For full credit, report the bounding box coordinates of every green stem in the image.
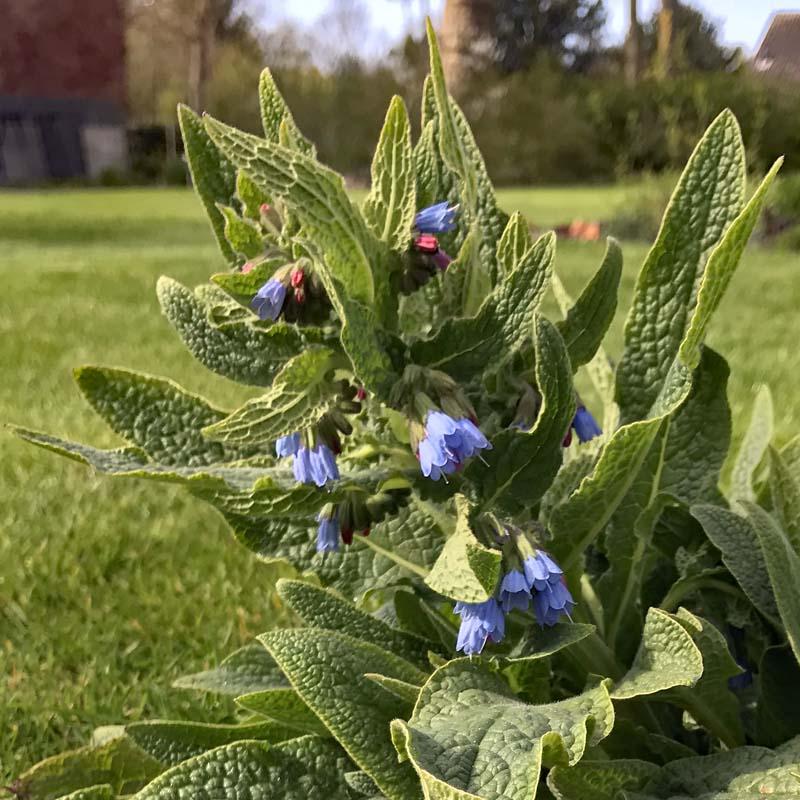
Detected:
[660,577,741,612]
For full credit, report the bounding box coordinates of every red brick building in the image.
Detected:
[0,0,127,183]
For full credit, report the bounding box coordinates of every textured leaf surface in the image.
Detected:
[611,608,702,699]
[495,212,531,275]
[17,735,162,800]
[424,496,502,603]
[548,759,659,800]
[157,276,323,387]
[132,736,352,799]
[392,659,614,800]
[235,687,329,737]
[615,110,746,423]
[53,787,114,800]
[259,67,315,156]
[467,315,574,514]
[363,95,416,251]
[744,501,800,665]
[126,720,295,767]
[260,629,424,800]
[74,366,253,466]
[276,579,433,668]
[178,104,237,263]
[555,238,622,369]
[756,646,800,747]
[202,347,337,445]
[173,642,288,695]
[411,232,554,382]
[729,386,773,504]
[218,204,263,258]
[691,504,779,624]
[769,447,800,552]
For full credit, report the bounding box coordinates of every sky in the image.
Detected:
[267,0,793,56]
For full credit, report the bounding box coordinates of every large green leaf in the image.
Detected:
[260,629,424,800]
[743,501,800,665]
[218,203,263,258]
[467,315,574,514]
[555,238,622,370]
[202,346,338,445]
[172,642,288,696]
[74,366,254,466]
[691,504,780,624]
[204,115,377,308]
[411,232,555,382]
[235,687,329,737]
[156,276,324,387]
[769,447,800,553]
[611,608,702,700]
[177,104,237,263]
[276,579,434,668]
[424,496,502,603]
[258,67,315,156]
[756,646,800,747]
[15,735,162,800]
[548,759,659,800]
[392,658,614,800]
[729,386,773,505]
[125,720,296,767]
[363,95,416,252]
[132,736,352,799]
[616,110,746,423]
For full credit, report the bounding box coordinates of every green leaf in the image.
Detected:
[392,658,614,800]
[126,720,296,767]
[496,211,532,275]
[236,169,270,219]
[555,238,622,369]
[16,735,162,800]
[260,629,424,800]
[756,645,800,747]
[364,673,422,704]
[665,608,745,747]
[346,770,384,798]
[204,116,376,308]
[74,366,253,466]
[467,315,575,514]
[177,104,237,264]
[769,447,800,552]
[615,110,747,423]
[55,787,114,800]
[743,501,800,665]
[424,495,502,603]
[201,346,338,445]
[132,736,352,799]
[157,276,324,387]
[259,67,315,157]
[218,204,263,258]
[363,95,416,251]
[691,504,780,624]
[548,759,659,800]
[210,257,285,297]
[411,232,555,382]
[173,642,288,695]
[276,578,433,669]
[508,623,596,661]
[729,386,773,504]
[611,608,703,700]
[660,348,731,505]
[235,687,329,737]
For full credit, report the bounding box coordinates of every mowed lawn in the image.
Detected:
[1,186,797,781]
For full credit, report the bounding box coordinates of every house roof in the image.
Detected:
[753,12,800,81]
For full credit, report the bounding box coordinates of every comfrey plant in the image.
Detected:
[11,23,800,800]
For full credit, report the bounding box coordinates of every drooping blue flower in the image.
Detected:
[523,550,563,592]
[417,410,491,481]
[499,569,531,613]
[447,418,491,462]
[532,579,575,627]
[415,201,458,234]
[251,278,287,321]
[454,598,505,655]
[275,432,301,457]
[292,446,313,484]
[572,406,602,443]
[292,444,339,487]
[316,511,340,553]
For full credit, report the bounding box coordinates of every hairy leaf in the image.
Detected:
[769,447,800,553]
[259,67,315,156]
[548,759,659,800]
[729,385,773,504]
[235,687,329,737]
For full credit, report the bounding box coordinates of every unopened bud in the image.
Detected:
[290,267,305,288]
[294,287,306,304]
[242,261,256,274]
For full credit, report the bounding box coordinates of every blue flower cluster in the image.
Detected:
[418,410,491,481]
[275,432,339,488]
[252,278,287,321]
[572,406,602,443]
[415,201,458,234]
[316,511,340,553]
[455,551,575,655]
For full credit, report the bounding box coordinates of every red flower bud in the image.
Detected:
[341,527,354,545]
[360,528,371,538]
[356,387,367,401]
[259,203,271,214]
[242,261,255,274]
[290,267,305,288]
[562,430,573,448]
[414,234,439,254]
[294,287,306,304]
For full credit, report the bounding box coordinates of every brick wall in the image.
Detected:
[0,0,126,108]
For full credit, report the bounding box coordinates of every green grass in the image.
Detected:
[1,187,797,782]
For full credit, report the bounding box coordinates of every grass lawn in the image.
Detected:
[1,186,797,781]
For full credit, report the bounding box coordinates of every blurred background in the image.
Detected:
[1,0,799,786]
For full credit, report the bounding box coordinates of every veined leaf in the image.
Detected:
[260,629,424,800]
[555,238,622,369]
[177,104,237,264]
[392,658,614,800]
[74,366,254,467]
[496,211,533,275]
[235,687,329,737]
[259,67,315,156]
[218,203,263,258]
[769,446,800,553]
[202,346,338,445]
[236,169,270,220]
[411,232,554,382]
[548,759,659,800]
[756,645,800,747]
[466,315,574,514]
[729,385,773,504]
[363,95,416,251]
